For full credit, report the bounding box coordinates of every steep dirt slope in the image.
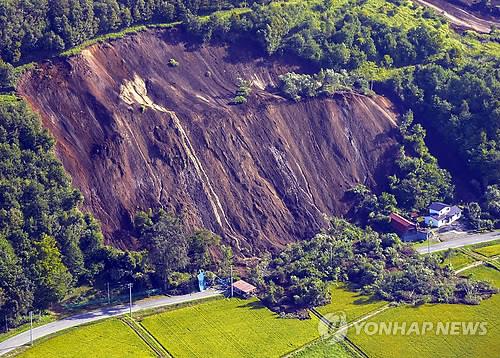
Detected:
[19,29,399,255]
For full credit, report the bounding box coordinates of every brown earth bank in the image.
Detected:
[19,29,399,256]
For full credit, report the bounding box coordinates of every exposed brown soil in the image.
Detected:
[19,29,399,256]
[412,0,500,33]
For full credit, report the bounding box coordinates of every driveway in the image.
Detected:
[417,230,500,254]
[0,289,222,356]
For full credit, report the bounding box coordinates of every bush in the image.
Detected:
[168,58,179,67]
[278,69,370,101]
[232,95,247,104]
[167,272,194,294]
[231,77,252,104]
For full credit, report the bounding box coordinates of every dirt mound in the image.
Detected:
[19,29,399,255]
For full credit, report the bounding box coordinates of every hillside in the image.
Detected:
[19,29,399,254]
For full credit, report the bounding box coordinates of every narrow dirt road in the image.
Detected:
[412,0,499,33]
[0,289,222,356]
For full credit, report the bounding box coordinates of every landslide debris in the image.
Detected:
[19,29,399,255]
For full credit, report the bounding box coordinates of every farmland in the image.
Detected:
[10,268,500,358]
[348,265,500,358]
[439,250,476,270]
[140,297,320,358]
[316,284,387,322]
[16,319,155,358]
[461,265,500,287]
[474,244,500,258]
[289,340,357,358]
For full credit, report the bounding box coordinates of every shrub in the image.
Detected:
[168,58,179,67]
[232,95,247,104]
[231,77,252,104]
[278,69,370,101]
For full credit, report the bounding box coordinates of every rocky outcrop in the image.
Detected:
[19,29,399,256]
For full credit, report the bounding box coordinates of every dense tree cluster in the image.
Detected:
[387,61,499,191]
[0,100,105,324]
[278,69,372,101]
[389,111,455,211]
[464,184,500,231]
[186,0,448,70]
[133,209,231,293]
[0,0,259,64]
[259,218,497,310]
[346,184,397,230]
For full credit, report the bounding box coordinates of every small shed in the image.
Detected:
[232,280,257,298]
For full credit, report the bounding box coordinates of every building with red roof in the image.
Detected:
[389,213,429,242]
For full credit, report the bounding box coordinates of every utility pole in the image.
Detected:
[29,311,33,346]
[4,314,7,333]
[107,282,111,305]
[428,233,431,255]
[230,265,234,298]
[330,244,333,268]
[128,283,133,318]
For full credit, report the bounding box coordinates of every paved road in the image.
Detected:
[417,230,500,254]
[0,289,222,356]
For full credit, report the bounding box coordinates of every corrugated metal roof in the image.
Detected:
[232,280,257,293]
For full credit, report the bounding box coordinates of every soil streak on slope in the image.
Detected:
[19,29,399,256]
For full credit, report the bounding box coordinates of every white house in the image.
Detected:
[424,202,462,228]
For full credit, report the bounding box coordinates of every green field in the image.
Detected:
[140,297,320,358]
[440,251,476,270]
[289,339,357,358]
[474,244,500,258]
[348,266,500,358]
[461,265,500,287]
[17,319,155,358]
[316,284,387,322]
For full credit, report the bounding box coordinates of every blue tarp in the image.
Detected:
[197,270,206,292]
